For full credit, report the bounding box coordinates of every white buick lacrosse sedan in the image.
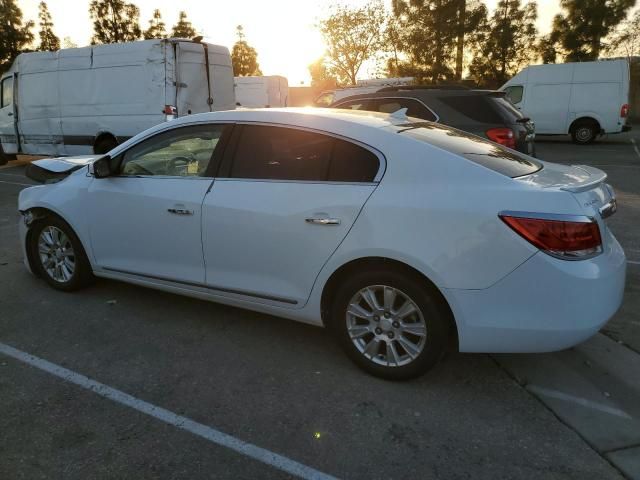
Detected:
[18,108,626,379]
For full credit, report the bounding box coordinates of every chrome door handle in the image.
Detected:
[167,208,193,215]
[305,217,341,226]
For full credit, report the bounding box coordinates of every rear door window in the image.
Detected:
[334,99,370,110]
[396,122,541,178]
[438,95,503,123]
[228,125,380,182]
[369,98,437,122]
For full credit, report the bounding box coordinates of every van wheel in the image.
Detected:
[328,269,449,380]
[0,146,16,166]
[571,121,598,145]
[29,216,94,291]
[94,136,118,154]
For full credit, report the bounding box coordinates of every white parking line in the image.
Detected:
[632,139,640,160]
[0,179,32,187]
[527,385,632,419]
[628,260,640,266]
[0,342,339,480]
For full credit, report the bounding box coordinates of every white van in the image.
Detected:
[0,39,234,163]
[501,59,631,144]
[234,76,289,108]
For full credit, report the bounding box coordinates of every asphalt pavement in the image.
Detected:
[1,131,639,480]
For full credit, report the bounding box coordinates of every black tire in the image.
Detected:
[28,215,94,291]
[0,146,16,166]
[571,121,598,145]
[328,268,451,380]
[94,136,118,154]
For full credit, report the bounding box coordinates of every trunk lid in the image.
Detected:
[516,162,617,219]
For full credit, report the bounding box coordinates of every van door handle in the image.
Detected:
[7,112,13,116]
[168,208,193,215]
[305,217,341,226]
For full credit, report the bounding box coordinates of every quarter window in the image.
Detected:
[1,77,13,108]
[120,124,226,177]
[229,125,380,183]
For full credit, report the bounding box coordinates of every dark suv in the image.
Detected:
[330,87,536,156]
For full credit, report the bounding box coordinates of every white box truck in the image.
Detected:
[501,59,631,144]
[0,39,235,163]
[234,75,289,108]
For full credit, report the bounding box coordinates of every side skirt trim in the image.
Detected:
[101,266,298,305]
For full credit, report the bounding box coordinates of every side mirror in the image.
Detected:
[92,155,113,178]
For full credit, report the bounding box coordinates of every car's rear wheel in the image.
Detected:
[571,121,598,145]
[29,216,94,291]
[329,269,450,380]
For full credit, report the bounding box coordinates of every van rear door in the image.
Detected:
[175,42,234,116]
[0,74,20,155]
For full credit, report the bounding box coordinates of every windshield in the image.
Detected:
[395,122,541,178]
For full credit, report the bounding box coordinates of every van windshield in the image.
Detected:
[395,122,542,178]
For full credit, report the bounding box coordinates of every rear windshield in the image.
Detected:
[437,95,504,123]
[396,122,542,178]
[492,97,524,121]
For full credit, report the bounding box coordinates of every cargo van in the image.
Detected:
[0,39,235,163]
[501,59,631,144]
[234,75,289,107]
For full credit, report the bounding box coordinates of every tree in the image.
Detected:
[37,2,60,51]
[469,0,537,87]
[62,36,78,49]
[391,0,487,83]
[0,0,34,72]
[550,0,636,61]
[143,8,166,40]
[171,11,196,39]
[89,0,141,44]
[231,25,262,76]
[308,57,336,90]
[318,1,386,86]
[606,9,640,57]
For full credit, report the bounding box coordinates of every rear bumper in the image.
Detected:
[444,231,626,353]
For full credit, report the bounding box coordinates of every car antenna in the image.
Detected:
[389,108,409,123]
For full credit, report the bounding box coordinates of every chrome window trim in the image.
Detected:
[229,120,387,183]
[333,96,440,123]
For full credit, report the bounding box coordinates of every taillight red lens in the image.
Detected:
[499,214,602,259]
[621,104,629,118]
[486,128,516,149]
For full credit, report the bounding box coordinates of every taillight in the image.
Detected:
[620,104,629,118]
[499,213,602,260]
[486,128,516,149]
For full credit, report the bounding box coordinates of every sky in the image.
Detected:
[19,0,562,85]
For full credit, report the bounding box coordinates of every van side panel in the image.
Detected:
[59,42,165,155]
[15,52,64,156]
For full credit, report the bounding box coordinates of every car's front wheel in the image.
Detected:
[329,269,450,380]
[29,216,94,291]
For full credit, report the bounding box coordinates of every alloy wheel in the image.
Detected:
[346,285,427,367]
[38,226,76,283]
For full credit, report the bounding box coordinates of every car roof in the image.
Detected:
[331,89,504,104]
[109,108,418,157]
